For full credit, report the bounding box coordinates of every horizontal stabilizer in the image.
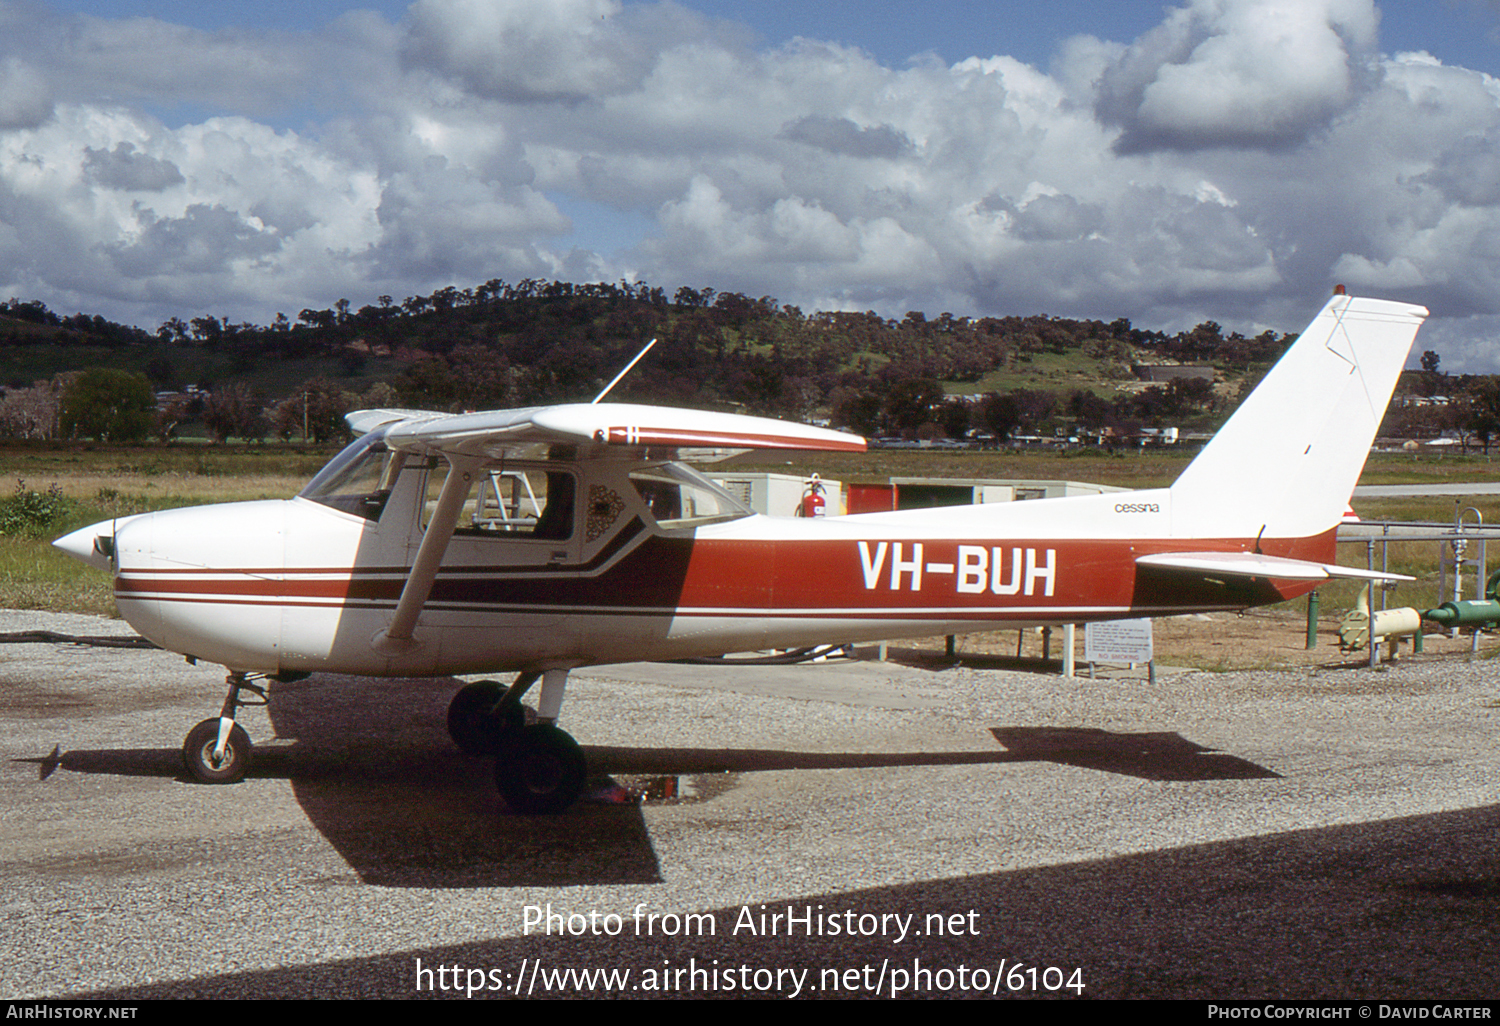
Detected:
[1137,551,1414,583]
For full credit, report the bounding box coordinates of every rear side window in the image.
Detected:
[629,463,751,529]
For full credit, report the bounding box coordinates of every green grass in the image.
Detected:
[1,439,335,483]
[723,447,1500,492]
[0,441,332,616]
[0,534,117,615]
[952,348,1128,396]
[1354,453,1500,485]
[5,440,1499,622]
[725,447,1191,488]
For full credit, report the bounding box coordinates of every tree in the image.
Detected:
[201,383,266,443]
[298,308,335,331]
[832,389,883,436]
[937,398,971,439]
[154,393,192,441]
[882,377,945,433]
[144,356,178,389]
[269,378,352,443]
[979,393,1022,441]
[0,379,63,439]
[450,344,513,410]
[189,315,223,344]
[59,369,155,442]
[1067,389,1113,431]
[156,317,189,343]
[1418,349,1445,398]
[1465,380,1500,455]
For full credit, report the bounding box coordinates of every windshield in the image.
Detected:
[299,428,406,521]
[629,462,752,529]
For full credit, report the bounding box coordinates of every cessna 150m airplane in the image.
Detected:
[54,292,1427,813]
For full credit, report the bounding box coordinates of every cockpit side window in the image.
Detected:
[299,429,405,521]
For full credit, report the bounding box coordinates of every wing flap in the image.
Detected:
[1137,551,1414,582]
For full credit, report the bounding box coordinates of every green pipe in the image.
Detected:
[1424,599,1500,627]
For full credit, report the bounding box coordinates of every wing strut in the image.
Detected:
[374,454,481,654]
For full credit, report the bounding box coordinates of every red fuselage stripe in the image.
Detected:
[114,531,1334,614]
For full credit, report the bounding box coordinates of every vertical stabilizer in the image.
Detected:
[1169,295,1427,540]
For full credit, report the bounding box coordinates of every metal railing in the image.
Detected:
[1336,508,1500,661]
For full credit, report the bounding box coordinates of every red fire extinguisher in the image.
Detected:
[799,473,827,517]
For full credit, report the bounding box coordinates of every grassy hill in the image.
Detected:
[0,282,1322,445]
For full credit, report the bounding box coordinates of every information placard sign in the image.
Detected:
[1084,618,1154,664]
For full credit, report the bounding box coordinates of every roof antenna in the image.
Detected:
[591,338,657,404]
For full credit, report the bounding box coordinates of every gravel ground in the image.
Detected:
[1,609,1497,1000]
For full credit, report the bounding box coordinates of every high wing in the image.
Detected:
[346,403,867,458]
[1136,551,1414,583]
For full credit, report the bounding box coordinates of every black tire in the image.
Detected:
[447,680,506,756]
[182,718,252,784]
[447,681,531,756]
[496,725,586,814]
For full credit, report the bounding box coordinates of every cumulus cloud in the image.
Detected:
[108,204,280,278]
[0,57,52,130]
[1008,194,1105,243]
[401,0,716,103]
[83,143,185,192]
[1095,0,1380,152]
[1420,132,1500,208]
[372,158,570,279]
[0,0,1499,366]
[779,116,914,160]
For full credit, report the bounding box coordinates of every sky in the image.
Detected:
[5,0,1500,370]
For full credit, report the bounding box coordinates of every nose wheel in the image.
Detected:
[182,673,265,784]
[183,718,252,783]
[447,669,585,814]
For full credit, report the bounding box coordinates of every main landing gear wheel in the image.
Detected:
[496,724,586,815]
[447,680,533,756]
[183,718,253,784]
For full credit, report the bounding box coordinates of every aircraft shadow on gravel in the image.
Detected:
[21,674,1276,887]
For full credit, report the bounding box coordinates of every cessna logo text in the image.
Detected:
[1114,502,1160,513]
[858,542,1056,596]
